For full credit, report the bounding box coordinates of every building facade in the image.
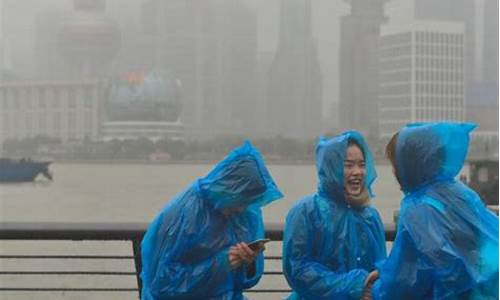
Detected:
[385,0,498,134]
[378,22,465,137]
[141,0,257,138]
[34,0,121,81]
[0,80,106,150]
[266,0,322,139]
[338,0,388,136]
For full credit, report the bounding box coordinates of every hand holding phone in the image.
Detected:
[247,238,271,252]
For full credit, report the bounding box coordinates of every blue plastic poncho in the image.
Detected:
[372,122,499,300]
[140,141,283,300]
[283,131,387,300]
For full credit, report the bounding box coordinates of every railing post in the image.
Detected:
[132,238,142,299]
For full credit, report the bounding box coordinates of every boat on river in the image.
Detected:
[0,158,53,182]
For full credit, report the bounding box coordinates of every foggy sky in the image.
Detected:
[0,0,497,128]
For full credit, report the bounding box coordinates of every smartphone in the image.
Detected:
[247,238,271,251]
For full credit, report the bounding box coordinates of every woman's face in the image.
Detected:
[344,144,366,196]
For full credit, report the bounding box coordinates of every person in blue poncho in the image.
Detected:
[283,131,387,300]
[364,122,499,300]
[140,141,283,300]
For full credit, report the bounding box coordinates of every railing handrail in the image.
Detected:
[0,222,147,240]
[0,221,396,241]
[0,221,397,297]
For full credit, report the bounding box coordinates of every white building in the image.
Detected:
[0,80,106,150]
[378,21,465,137]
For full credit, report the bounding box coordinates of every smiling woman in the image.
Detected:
[344,139,368,206]
[282,131,386,300]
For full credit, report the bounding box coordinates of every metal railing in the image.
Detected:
[0,222,396,297]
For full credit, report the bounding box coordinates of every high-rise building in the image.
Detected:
[413,0,479,110]
[255,51,274,136]
[338,0,388,136]
[2,0,66,79]
[266,0,322,139]
[466,0,498,134]
[0,0,4,79]
[106,1,154,78]
[35,0,121,80]
[482,0,498,86]
[387,0,475,83]
[386,0,498,133]
[378,22,465,137]
[142,0,257,138]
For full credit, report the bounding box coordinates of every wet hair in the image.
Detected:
[385,132,402,186]
[385,133,398,169]
[347,138,365,159]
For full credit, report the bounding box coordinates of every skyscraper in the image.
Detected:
[412,0,478,104]
[465,0,498,133]
[387,0,498,132]
[266,0,322,139]
[142,0,257,138]
[34,0,121,80]
[0,0,10,81]
[378,22,465,137]
[339,0,388,136]
[482,0,498,88]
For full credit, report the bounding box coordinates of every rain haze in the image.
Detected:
[0,0,498,299]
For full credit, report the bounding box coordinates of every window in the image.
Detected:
[39,88,46,109]
[69,88,77,108]
[52,89,60,108]
[84,88,93,108]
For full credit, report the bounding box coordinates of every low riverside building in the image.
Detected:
[0,80,106,154]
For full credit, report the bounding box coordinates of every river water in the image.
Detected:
[0,163,404,223]
[0,163,465,299]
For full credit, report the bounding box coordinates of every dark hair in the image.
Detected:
[385,132,402,186]
[385,133,398,168]
[347,138,365,158]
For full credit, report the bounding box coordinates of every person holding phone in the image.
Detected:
[283,131,386,300]
[140,141,283,300]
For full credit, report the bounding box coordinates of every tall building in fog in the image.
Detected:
[0,0,4,79]
[2,0,66,79]
[34,0,121,80]
[482,0,498,86]
[142,0,257,138]
[413,0,476,89]
[255,51,274,136]
[386,0,498,132]
[266,0,322,139]
[338,0,387,136]
[466,0,498,133]
[378,22,465,137]
[0,0,10,81]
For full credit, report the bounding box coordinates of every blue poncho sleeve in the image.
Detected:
[151,248,232,299]
[142,202,234,299]
[373,195,499,300]
[233,207,266,290]
[283,202,369,300]
[371,208,435,300]
[234,252,264,290]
